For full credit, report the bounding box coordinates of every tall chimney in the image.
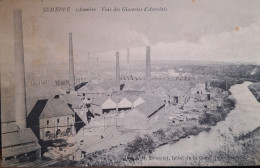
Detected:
[146,46,151,81]
[88,52,91,77]
[116,52,120,90]
[96,57,99,78]
[69,32,75,92]
[14,9,26,129]
[127,48,130,75]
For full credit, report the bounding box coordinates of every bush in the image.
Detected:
[124,134,156,161]
[198,112,221,126]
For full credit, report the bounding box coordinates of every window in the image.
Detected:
[47,120,49,125]
[57,119,59,124]
[67,117,69,124]
[45,131,51,137]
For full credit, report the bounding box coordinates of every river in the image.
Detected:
[147,81,260,166]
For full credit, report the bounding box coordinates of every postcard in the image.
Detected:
[1,0,260,166]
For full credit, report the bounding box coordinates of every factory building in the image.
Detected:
[124,96,165,130]
[39,98,75,140]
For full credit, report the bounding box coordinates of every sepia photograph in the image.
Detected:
[1,0,260,166]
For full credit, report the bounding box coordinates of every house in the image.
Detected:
[124,96,165,130]
[168,87,185,105]
[39,98,75,140]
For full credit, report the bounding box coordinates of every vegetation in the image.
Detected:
[248,82,260,102]
[192,127,260,166]
[124,134,156,162]
[198,97,235,126]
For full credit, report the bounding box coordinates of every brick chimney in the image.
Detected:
[69,32,75,92]
[14,9,26,129]
[116,52,120,90]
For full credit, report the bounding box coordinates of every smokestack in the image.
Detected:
[14,9,26,129]
[69,32,75,92]
[88,52,91,77]
[116,52,120,90]
[146,46,151,81]
[127,48,130,75]
[96,57,99,78]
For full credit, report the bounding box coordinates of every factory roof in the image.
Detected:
[91,95,109,106]
[61,94,82,109]
[39,98,74,119]
[135,95,165,118]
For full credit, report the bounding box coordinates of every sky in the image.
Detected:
[1,0,260,73]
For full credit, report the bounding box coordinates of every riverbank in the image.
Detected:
[248,82,260,102]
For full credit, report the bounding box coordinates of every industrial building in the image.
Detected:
[39,98,75,140]
[124,96,165,130]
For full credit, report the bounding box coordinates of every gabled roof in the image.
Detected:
[118,97,133,108]
[168,87,185,96]
[102,97,117,109]
[133,95,165,118]
[136,99,165,118]
[91,95,109,106]
[39,98,74,119]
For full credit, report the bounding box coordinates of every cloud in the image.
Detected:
[147,24,260,64]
